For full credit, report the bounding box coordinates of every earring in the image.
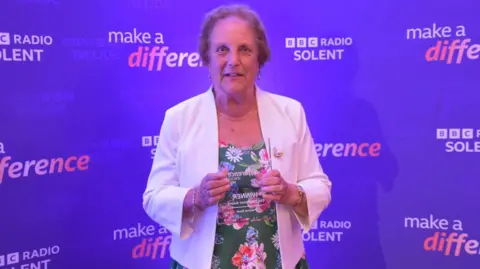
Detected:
[257,70,261,80]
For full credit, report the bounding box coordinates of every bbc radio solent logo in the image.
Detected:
[0,245,60,269]
[0,142,90,185]
[302,219,351,242]
[285,36,353,61]
[142,135,159,159]
[404,214,479,257]
[436,128,480,153]
[0,32,53,62]
[406,23,479,64]
[107,28,202,71]
[113,222,172,260]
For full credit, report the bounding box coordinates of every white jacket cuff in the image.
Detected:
[143,185,194,239]
[295,176,331,232]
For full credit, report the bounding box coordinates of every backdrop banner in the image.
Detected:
[0,0,479,268]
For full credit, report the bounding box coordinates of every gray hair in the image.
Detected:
[198,4,271,68]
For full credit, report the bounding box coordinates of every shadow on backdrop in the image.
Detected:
[290,35,400,269]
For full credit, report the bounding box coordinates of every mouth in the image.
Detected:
[223,72,244,77]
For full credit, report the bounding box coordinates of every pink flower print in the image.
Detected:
[256,199,272,213]
[232,243,255,268]
[233,217,249,230]
[247,197,259,208]
[252,243,267,268]
[259,148,269,162]
[258,149,270,171]
[218,203,236,225]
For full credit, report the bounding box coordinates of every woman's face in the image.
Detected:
[208,16,259,96]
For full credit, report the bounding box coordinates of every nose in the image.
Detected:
[227,50,240,66]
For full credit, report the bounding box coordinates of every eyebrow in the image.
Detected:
[211,42,254,48]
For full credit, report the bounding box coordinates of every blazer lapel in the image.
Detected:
[193,87,220,180]
[256,86,281,172]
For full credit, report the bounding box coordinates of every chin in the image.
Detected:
[220,82,248,95]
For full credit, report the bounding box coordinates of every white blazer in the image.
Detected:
[142,85,332,269]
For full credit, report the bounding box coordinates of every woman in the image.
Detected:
[142,4,332,269]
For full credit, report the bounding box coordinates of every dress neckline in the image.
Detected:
[219,139,265,150]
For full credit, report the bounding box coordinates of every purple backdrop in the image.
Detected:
[1,0,479,268]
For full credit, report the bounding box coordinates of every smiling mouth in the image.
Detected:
[223,72,244,77]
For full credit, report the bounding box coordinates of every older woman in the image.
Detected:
[142,4,332,269]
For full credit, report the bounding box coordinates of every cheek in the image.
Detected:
[245,61,259,77]
[210,56,227,72]
[243,55,259,69]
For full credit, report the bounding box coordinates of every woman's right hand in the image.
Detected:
[195,168,230,210]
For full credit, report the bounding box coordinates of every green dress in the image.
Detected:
[171,140,309,269]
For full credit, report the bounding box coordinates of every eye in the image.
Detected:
[216,46,228,52]
[240,46,251,52]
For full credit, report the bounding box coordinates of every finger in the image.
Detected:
[208,193,225,204]
[258,171,269,178]
[262,193,281,201]
[209,183,231,196]
[261,169,280,178]
[216,167,228,177]
[206,178,230,189]
[260,177,281,186]
[261,185,285,194]
[205,168,228,181]
[265,169,280,177]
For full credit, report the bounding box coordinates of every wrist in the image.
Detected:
[185,187,200,222]
[286,183,299,206]
[290,184,305,207]
[193,186,203,210]
[183,188,195,218]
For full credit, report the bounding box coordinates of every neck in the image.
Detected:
[213,85,257,118]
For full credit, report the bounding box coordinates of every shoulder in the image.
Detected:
[158,89,212,140]
[164,89,211,119]
[264,91,301,106]
[259,89,309,142]
[260,89,306,121]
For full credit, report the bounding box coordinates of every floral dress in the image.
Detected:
[171,140,309,269]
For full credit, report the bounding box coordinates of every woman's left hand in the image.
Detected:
[257,169,298,205]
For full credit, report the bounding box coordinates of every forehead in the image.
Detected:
[210,16,256,45]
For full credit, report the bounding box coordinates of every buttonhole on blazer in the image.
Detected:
[273,147,283,158]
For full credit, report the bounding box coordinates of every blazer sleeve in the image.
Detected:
[294,104,332,233]
[142,108,194,240]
